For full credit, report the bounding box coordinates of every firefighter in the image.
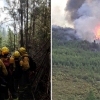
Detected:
[1,47,18,100]
[18,47,36,100]
[12,51,23,93]
[19,47,36,75]
[0,48,8,76]
[0,56,8,100]
[18,47,30,85]
[18,47,30,71]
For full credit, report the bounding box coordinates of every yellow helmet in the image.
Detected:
[19,47,26,54]
[13,51,20,57]
[1,47,9,55]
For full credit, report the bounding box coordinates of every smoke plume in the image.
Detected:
[65,0,100,42]
[65,0,85,23]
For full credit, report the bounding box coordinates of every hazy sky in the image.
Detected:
[0,0,19,31]
[52,0,73,27]
[0,0,12,28]
[0,0,6,22]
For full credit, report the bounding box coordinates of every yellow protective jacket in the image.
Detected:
[21,53,30,71]
[0,59,8,76]
[9,56,16,71]
[1,57,15,74]
[10,56,22,69]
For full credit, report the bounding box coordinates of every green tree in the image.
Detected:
[7,28,14,51]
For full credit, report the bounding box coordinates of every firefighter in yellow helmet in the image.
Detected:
[19,47,30,70]
[19,47,36,75]
[0,47,9,76]
[0,47,8,100]
[19,47,30,100]
[18,47,36,100]
[12,51,23,94]
[0,46,8,75]
[1,47,18,100]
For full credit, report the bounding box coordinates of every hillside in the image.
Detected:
[52,25,79,42]
[52,26,100,100]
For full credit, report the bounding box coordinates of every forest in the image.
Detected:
[52,26,100,100]
[0,0,51,100]
[0,0,51,54]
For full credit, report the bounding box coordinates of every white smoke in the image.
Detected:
[52,0,72,27]
[74,0,100,42]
